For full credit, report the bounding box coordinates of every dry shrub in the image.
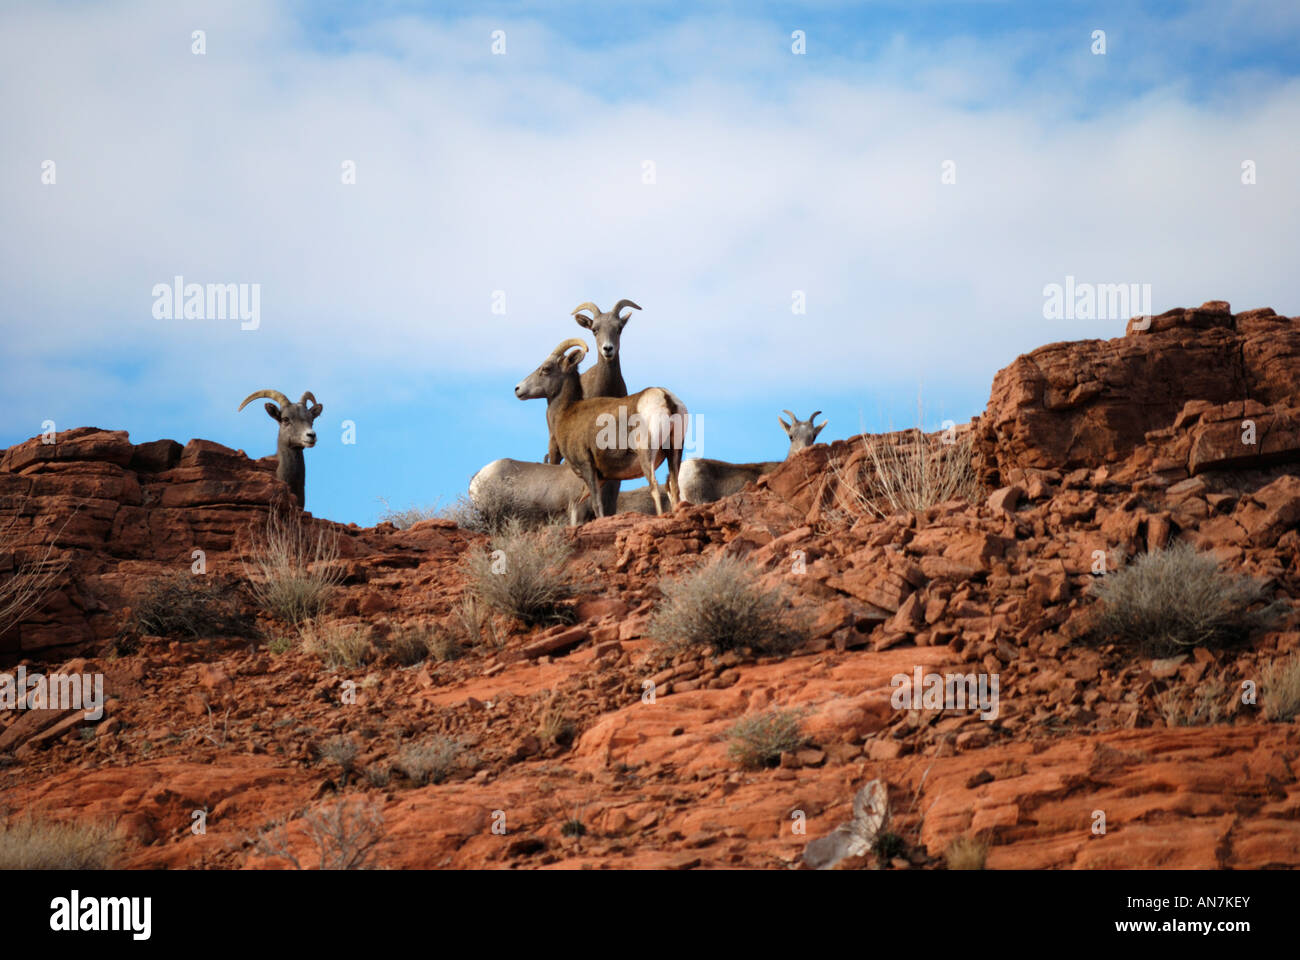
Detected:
[945,834,989,870]
[376,497,440,530]
[254,798,384,870]
[536,693,577,747]
[465,518,572,626]
[397,736,462,785]
[0,813,126,869]
[132,571,251,639]
[301,620,374,669]
[1261,653,1300,722]
[380,625,432,666]
[727,708,806,769]
[1157,679,1230,727]
[0,498,71,637]
[320,735,361,781]
[445,595,503,652]
[831,427,981,520]
[243,506,344,625]
[649,554,809,656]
[442,489,568,536]
[1088,542,1283,654]
[381,621,464,665]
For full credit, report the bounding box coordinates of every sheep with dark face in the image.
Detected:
[541,299,640,515]
[238,389,323,507]
[678,410,827,504]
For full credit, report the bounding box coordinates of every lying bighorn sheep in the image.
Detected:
[238,389,323,507]
[469,459,655,525]
[678,409,827,504]
[516,339,687,517]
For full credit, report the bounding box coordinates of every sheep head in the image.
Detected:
[779,409,827,453]
[239,389,323,449]
[572,299,640,363]
[515,340,587,401]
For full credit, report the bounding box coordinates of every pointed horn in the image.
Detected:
[550,338,589,362]
[611,299,641,319]
[571,302,601,318]
[239,389,290,411]
[811,410,823,422]
[782,409,798,423]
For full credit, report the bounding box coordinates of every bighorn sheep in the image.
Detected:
[678,409,827,504]
[571,299,639,400]
[238,389,323,507]
[468,460,655,525]
[543,299,640,514]
[516,339,687,517]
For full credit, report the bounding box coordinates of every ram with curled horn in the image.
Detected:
[556,298,642,514]
[515,339,688,518]
[238,388,324,507]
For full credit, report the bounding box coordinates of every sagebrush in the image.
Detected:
[465,518,572,626]
[1088,542,1282,654]
[649,554,809,655]
[726,708,806,769]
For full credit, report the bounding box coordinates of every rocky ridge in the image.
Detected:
[1,302,1298,869]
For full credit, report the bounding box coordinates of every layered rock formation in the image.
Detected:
[1,303,1298,870]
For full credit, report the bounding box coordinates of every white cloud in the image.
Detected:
[2,0,1298,438]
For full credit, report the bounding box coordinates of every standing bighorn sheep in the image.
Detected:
[516,339,687,517]
[678,409,827,504]
[544,299,640,515]
[238,389,323,507]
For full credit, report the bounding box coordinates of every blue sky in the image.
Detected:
[2,0,1299,524]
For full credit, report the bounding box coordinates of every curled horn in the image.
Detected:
[300,391,318,407]
[611,299,641,320]
[550,338,589,363]
[239,389,290,411]
[571,302,601,318]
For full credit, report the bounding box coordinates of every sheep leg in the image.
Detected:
[641,451,665,515]
[576,462,607,519]
[599,479,620,517]
[665,444,683,510]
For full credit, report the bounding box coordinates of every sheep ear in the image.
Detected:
[813,421,827,439]
[778,416,792,435]
[309,403,324,421]
[564,350,584,371]
[574,313,594,330]
[264,402,282,422]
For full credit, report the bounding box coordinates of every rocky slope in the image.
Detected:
[2,301,1298,870]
